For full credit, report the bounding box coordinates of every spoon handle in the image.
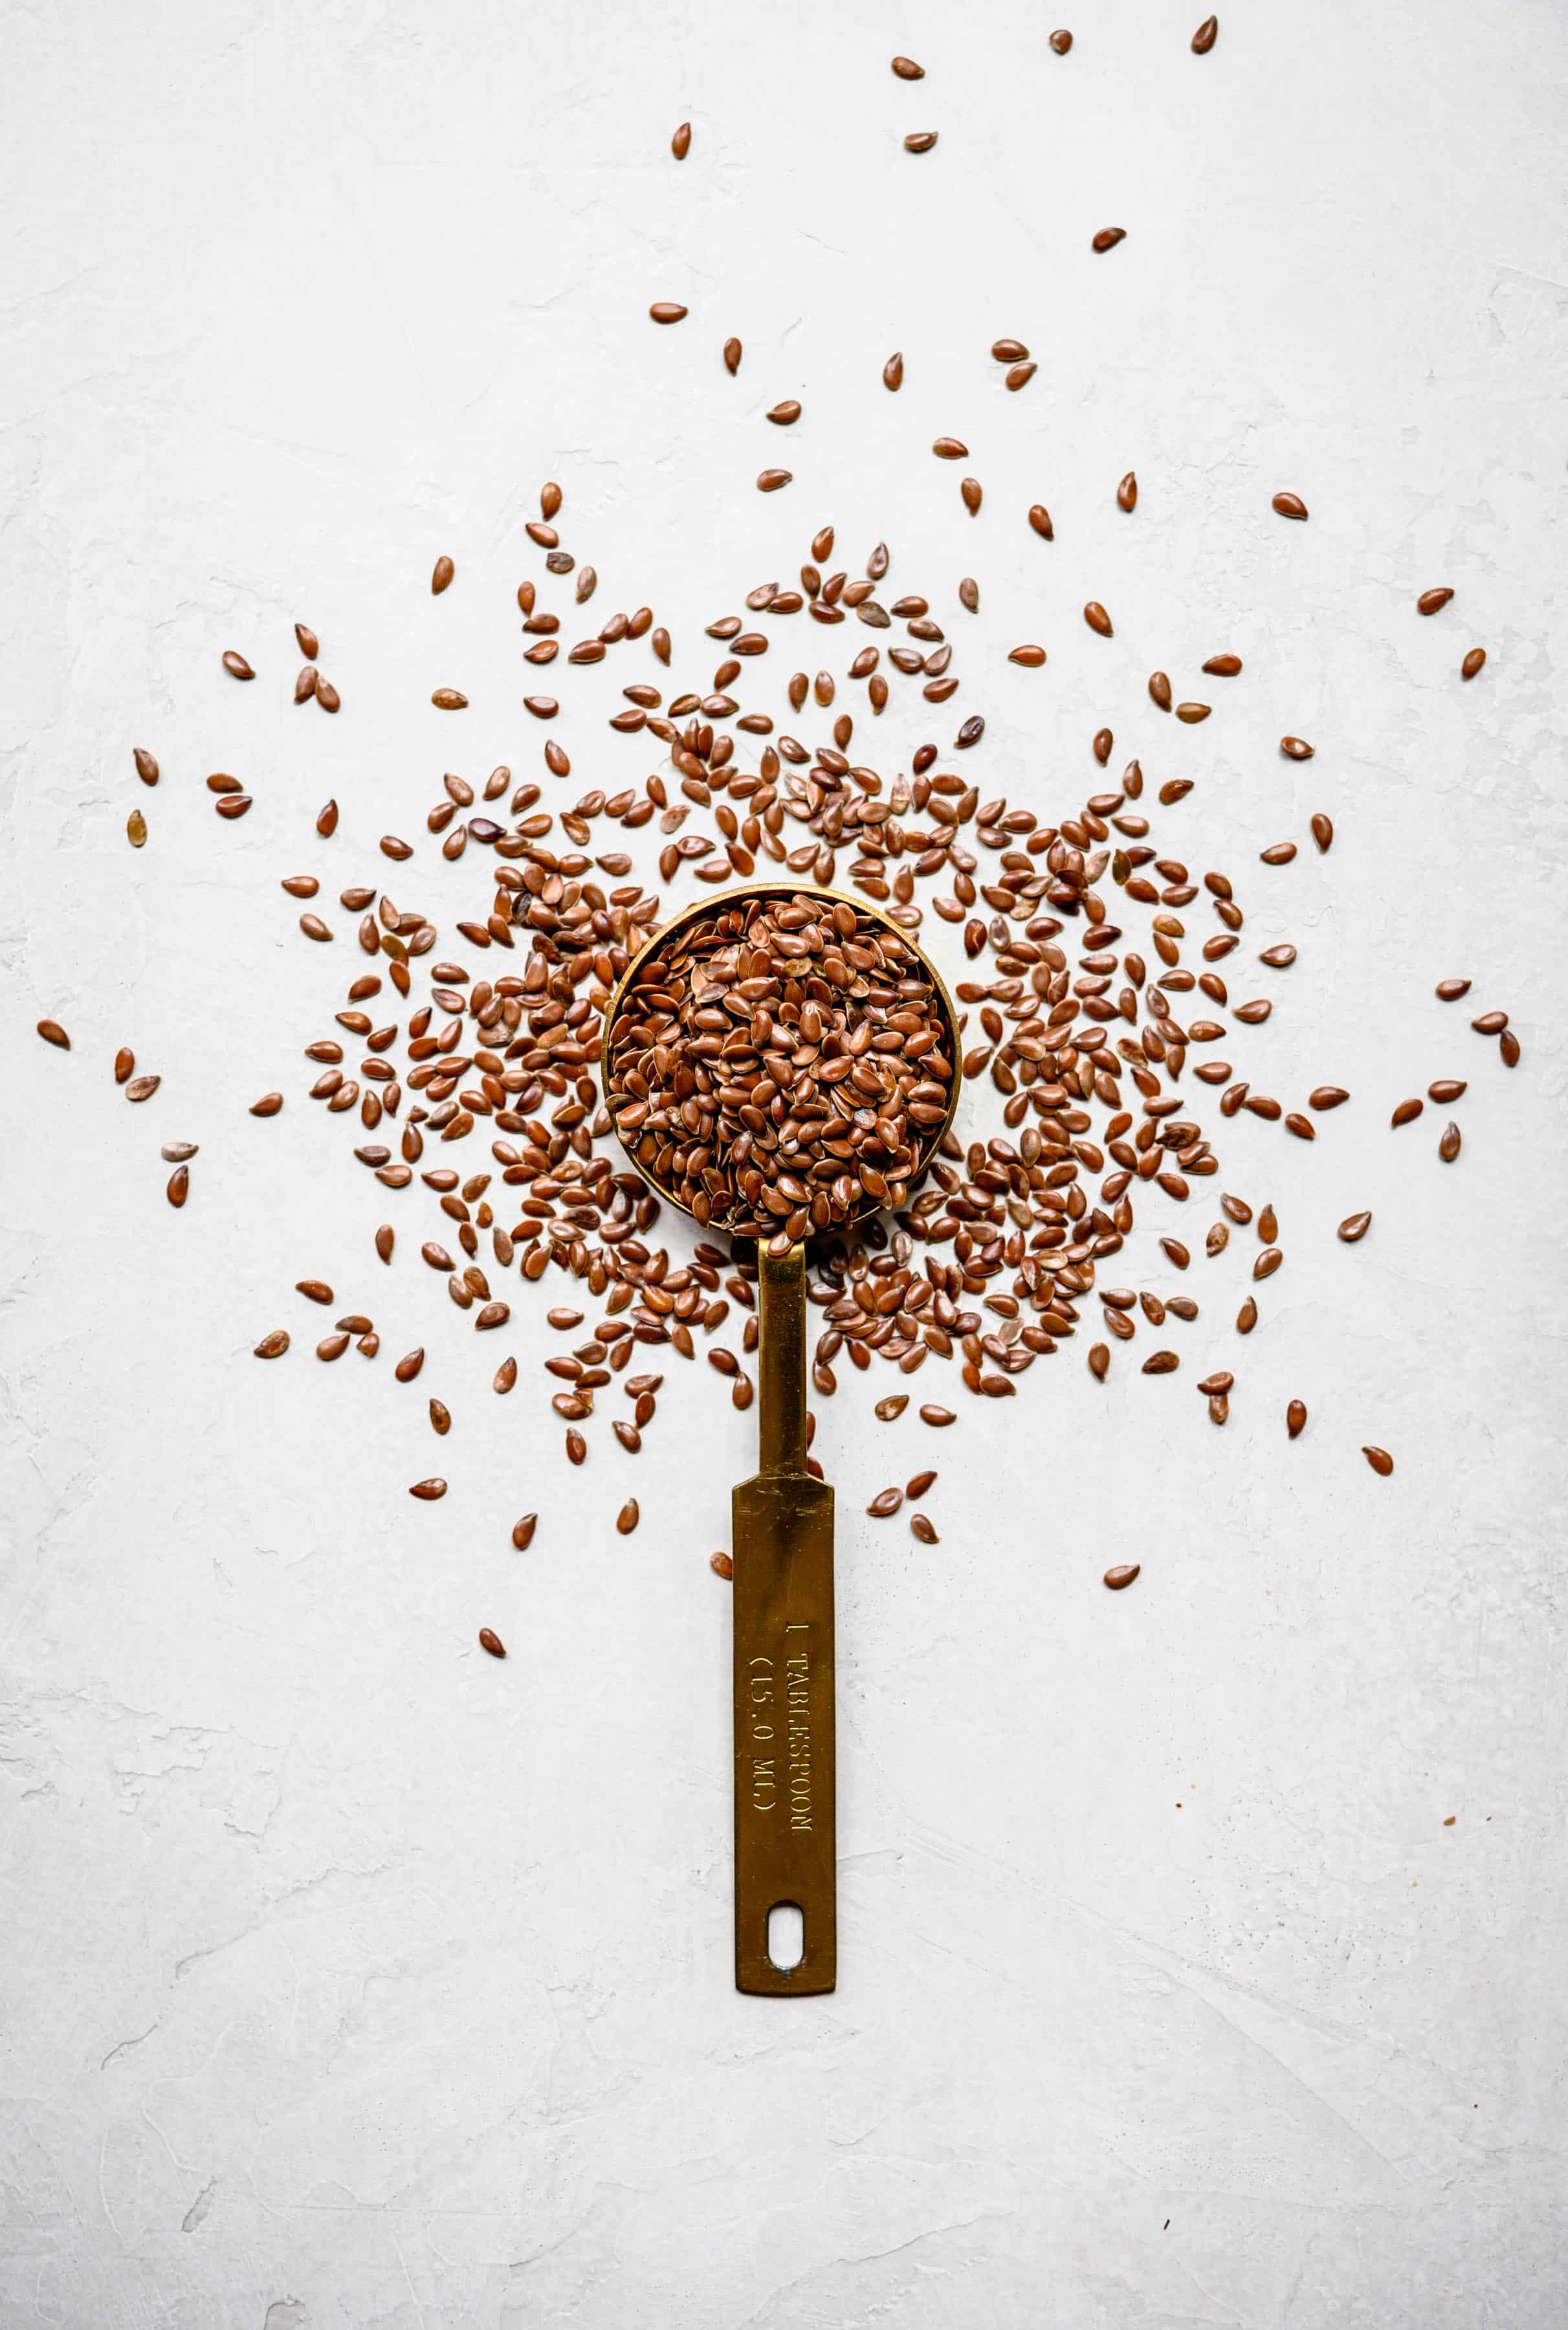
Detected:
[731,1243,837,1993]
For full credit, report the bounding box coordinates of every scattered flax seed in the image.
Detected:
[1116,472,1138,512]
[431,687,468,709]
[1029,505,1054,540]
[253,1331,289,1358]
[1281,737,1314,760]
[1436,977,1472,1001]
[1049,29,1073,53]
[1005,361,1037,390]
[160,1141,196,1162]
[1009,644,1046,666]
[1287,1399,1307,1439]
[1203,653,1242,676]
[723,337,742,375]
[868,1488,903,1516]
[767,401,802,425]
[250,1092,283,1116]
[1103,1564,1140,1590]
[1191,14,1218,52]
[910,1513,939,1544]
[133,748,159,785]
[429,1399,451,1435]
[125,1075,160,1102]
[1362,1447,1394,1478]
[1461,648,1486,680]
[1417,588,1453,615]
[1088,1344,1110,1380]
[891,55,923,79]
[1310,812,1334,852]
[1084,601,1112,635]
[883,351,903,390]
[432,556,455,594]
[166,1166,189,1207]
[617,1500,639,1535]
[1439,1120,1462,1162]
[316,800,338,836]
[710,1551,733,1579]
[1428,1079,1466,1102]
[127,808,148,847]
[478,1627,506,1658]
[671,120,692,157]
[933,437,967,460]
[1391,1098,1423,1127]
[1272,492,1309,520]
[649,302,689,324]
[410,1478,447,1500]
[294,623,318,658]
[903,131,938,153]
[512,1515,537,1550]
[1091,228,1126,252]
[757,469,793,493]
[920,1406,956,1428]
[36,1019,70,1050]
[1338,1211,1373,1242]
[222,650,254,680]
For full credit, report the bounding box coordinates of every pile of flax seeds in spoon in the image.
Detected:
[48,459,1517,1608]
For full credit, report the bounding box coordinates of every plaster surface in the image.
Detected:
[2,3,1566,2324]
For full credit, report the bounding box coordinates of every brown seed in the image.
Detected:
[1116,471,1137,512]
[991,338,1029,362]
[316,1333,349,1361]
[1310,812,1334,852]
[766,400,801,425]
[903,131,938,153]
[874,1395,909,1421]
[1439,1120,1461,1162]
[1286,1399,1307,1439]
[1009,644,1047,666]
[1175,702,1211,724]
[1048,28,1072,52]
[1236,1296,1258,1333]
[617,1499,639,1535]
[1362,1446,1393,1478]
[316,799,338,836]
[933,437,967,460]
[127,807,148,848]
[1202,654,1242,676]
[1338,1211,1372,1243]
[1005,361,1037,391]
[478,1627,506,1658]
[299,913,332,942]
[960,476,982,515]
[1461,648,1486,680]
[1208,1394,1230,1427]
[1280,736,1314,760]
[1260,841,1297,865]
[1272,491,1309,520]
[1253,1248,1282,1282]
[511,1514,537,1550]
[1088,1343,1110,1381]
[1197,1371,1233,1397]
[161,1141,197,1163]
[1309,1085,1349,1110]
[910,1514,940,1545]
[1191,13,1217,51]
[709,1551,733,1579]
[315,676,340,714]
[253,1330,290,1358]
[1470,1009,1508,1035]
[891,54,923,78]
[1417,587,1454,615]
[431,555,454,595]
[883,351,903,390]
[566,1429,586,1466]
[409,1478,447,1500]
[133,747,159,786]
[124,1074,160,1102]
[222,650,255,679]
[1029,504,1054,540]
[294,623,318,658]
[1435,977,1471,1001]
[431,687,468,709]
[1091,228,1126,252]
[36,1019,70,1050]
[757,469,792,493]
[1142,1351,1179,1375]
[649,301,688,324]
[1499,1029,1521,1066]
[868,1488,904,1516]
[723,336,743,375]
[920,1404,956,1427]
[249,1091,283,1116]
[906,1470,937,1500]
[671,119,691,157]
[1103,1564,1140,1590]
[427,1398,452,1436]
[1428,1079,1466,1103]
[1258,1204,1277,1243]
[164,1166,188,1208]
[1391,1098,1423,1127]
[1083,601,1112,636]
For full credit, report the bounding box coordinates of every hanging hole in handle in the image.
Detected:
[767,1902,804,1970]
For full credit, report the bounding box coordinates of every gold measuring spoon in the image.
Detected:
[601,882,960,1993]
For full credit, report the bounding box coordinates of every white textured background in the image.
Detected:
[3,2,1567,2324]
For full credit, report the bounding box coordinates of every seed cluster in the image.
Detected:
[606,893,954,1247]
